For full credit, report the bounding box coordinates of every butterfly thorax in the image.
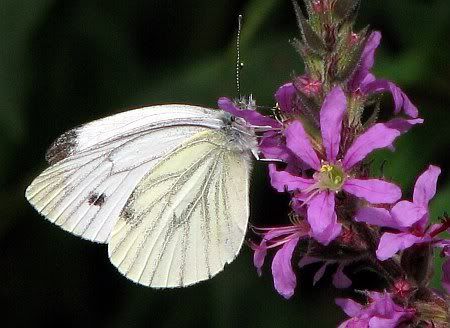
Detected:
[219,112,258,156]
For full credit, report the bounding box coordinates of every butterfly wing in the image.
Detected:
[25,105,224,243]
[108,130,251,288]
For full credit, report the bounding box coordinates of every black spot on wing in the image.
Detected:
[45,129,78,165]
[122,207,137,226]
[88,193,106,207]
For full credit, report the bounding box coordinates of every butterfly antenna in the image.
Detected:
[236,14,244,99]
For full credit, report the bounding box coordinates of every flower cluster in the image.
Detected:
[336,292,415,327]
[219,1,449,327]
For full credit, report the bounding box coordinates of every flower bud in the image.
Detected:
[294,75,322,97]
[312,0,329,14]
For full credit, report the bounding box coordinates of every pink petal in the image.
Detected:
[285,121,321,170]
[298,256,322,268]
[391,201,427,228]
[259,131,292,162]
[348,31,382,91]
[253,246,267,276]
[335,298,364,317]
[275,83,297,114]
[291,196,308,216]
[400,90,419,118]
[307,191,341,245]
[333,264,352,289]
[442,258,450,294]
[368,291,396,315]
[218,97,281,128]
[268,164,315,192]
[361,73,376,85]
[253,229,291,276]
[369,310,415,328]
[366,292,415,327]
[313,262,330,286]
[343,178,402,204]
[369,316,405,328]
[271,237,300,299]
[376,232,425,261]
[342,124,401,170]
[413,165,441,208]
[354,207,400,229]
[361,80,418,118]
[385,118,424,134]
[320,86,347,161]
[317,217,342,246]
[338,318,369,328]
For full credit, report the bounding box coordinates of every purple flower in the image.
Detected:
[336,292,415,328]
[349,31,418,118]
[355,165,450,261]
[251,221,311,299]
[271,86,402,245]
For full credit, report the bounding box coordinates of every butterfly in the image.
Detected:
[25,104,261,288]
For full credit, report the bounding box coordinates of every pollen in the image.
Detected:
[320,164,334,173]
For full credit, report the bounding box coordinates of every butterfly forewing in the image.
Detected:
[25,105,224,243]
[108,130,251,288]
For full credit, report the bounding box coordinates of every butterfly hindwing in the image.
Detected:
[108,130,251,287]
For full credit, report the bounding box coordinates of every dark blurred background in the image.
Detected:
[1,0,450,327]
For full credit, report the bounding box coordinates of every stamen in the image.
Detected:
[298,187,322,208]
[317,163,346,191]
[320,164,333,173]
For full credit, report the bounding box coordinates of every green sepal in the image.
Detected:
[333,25,368,80]
[335,35,367,82]
[303,0,315,17]
[362,97,382,127]
[292,0,327,55]
[290,39,324,77]
[333,0,361,24]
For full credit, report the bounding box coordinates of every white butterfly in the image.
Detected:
[25,104,259,288]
